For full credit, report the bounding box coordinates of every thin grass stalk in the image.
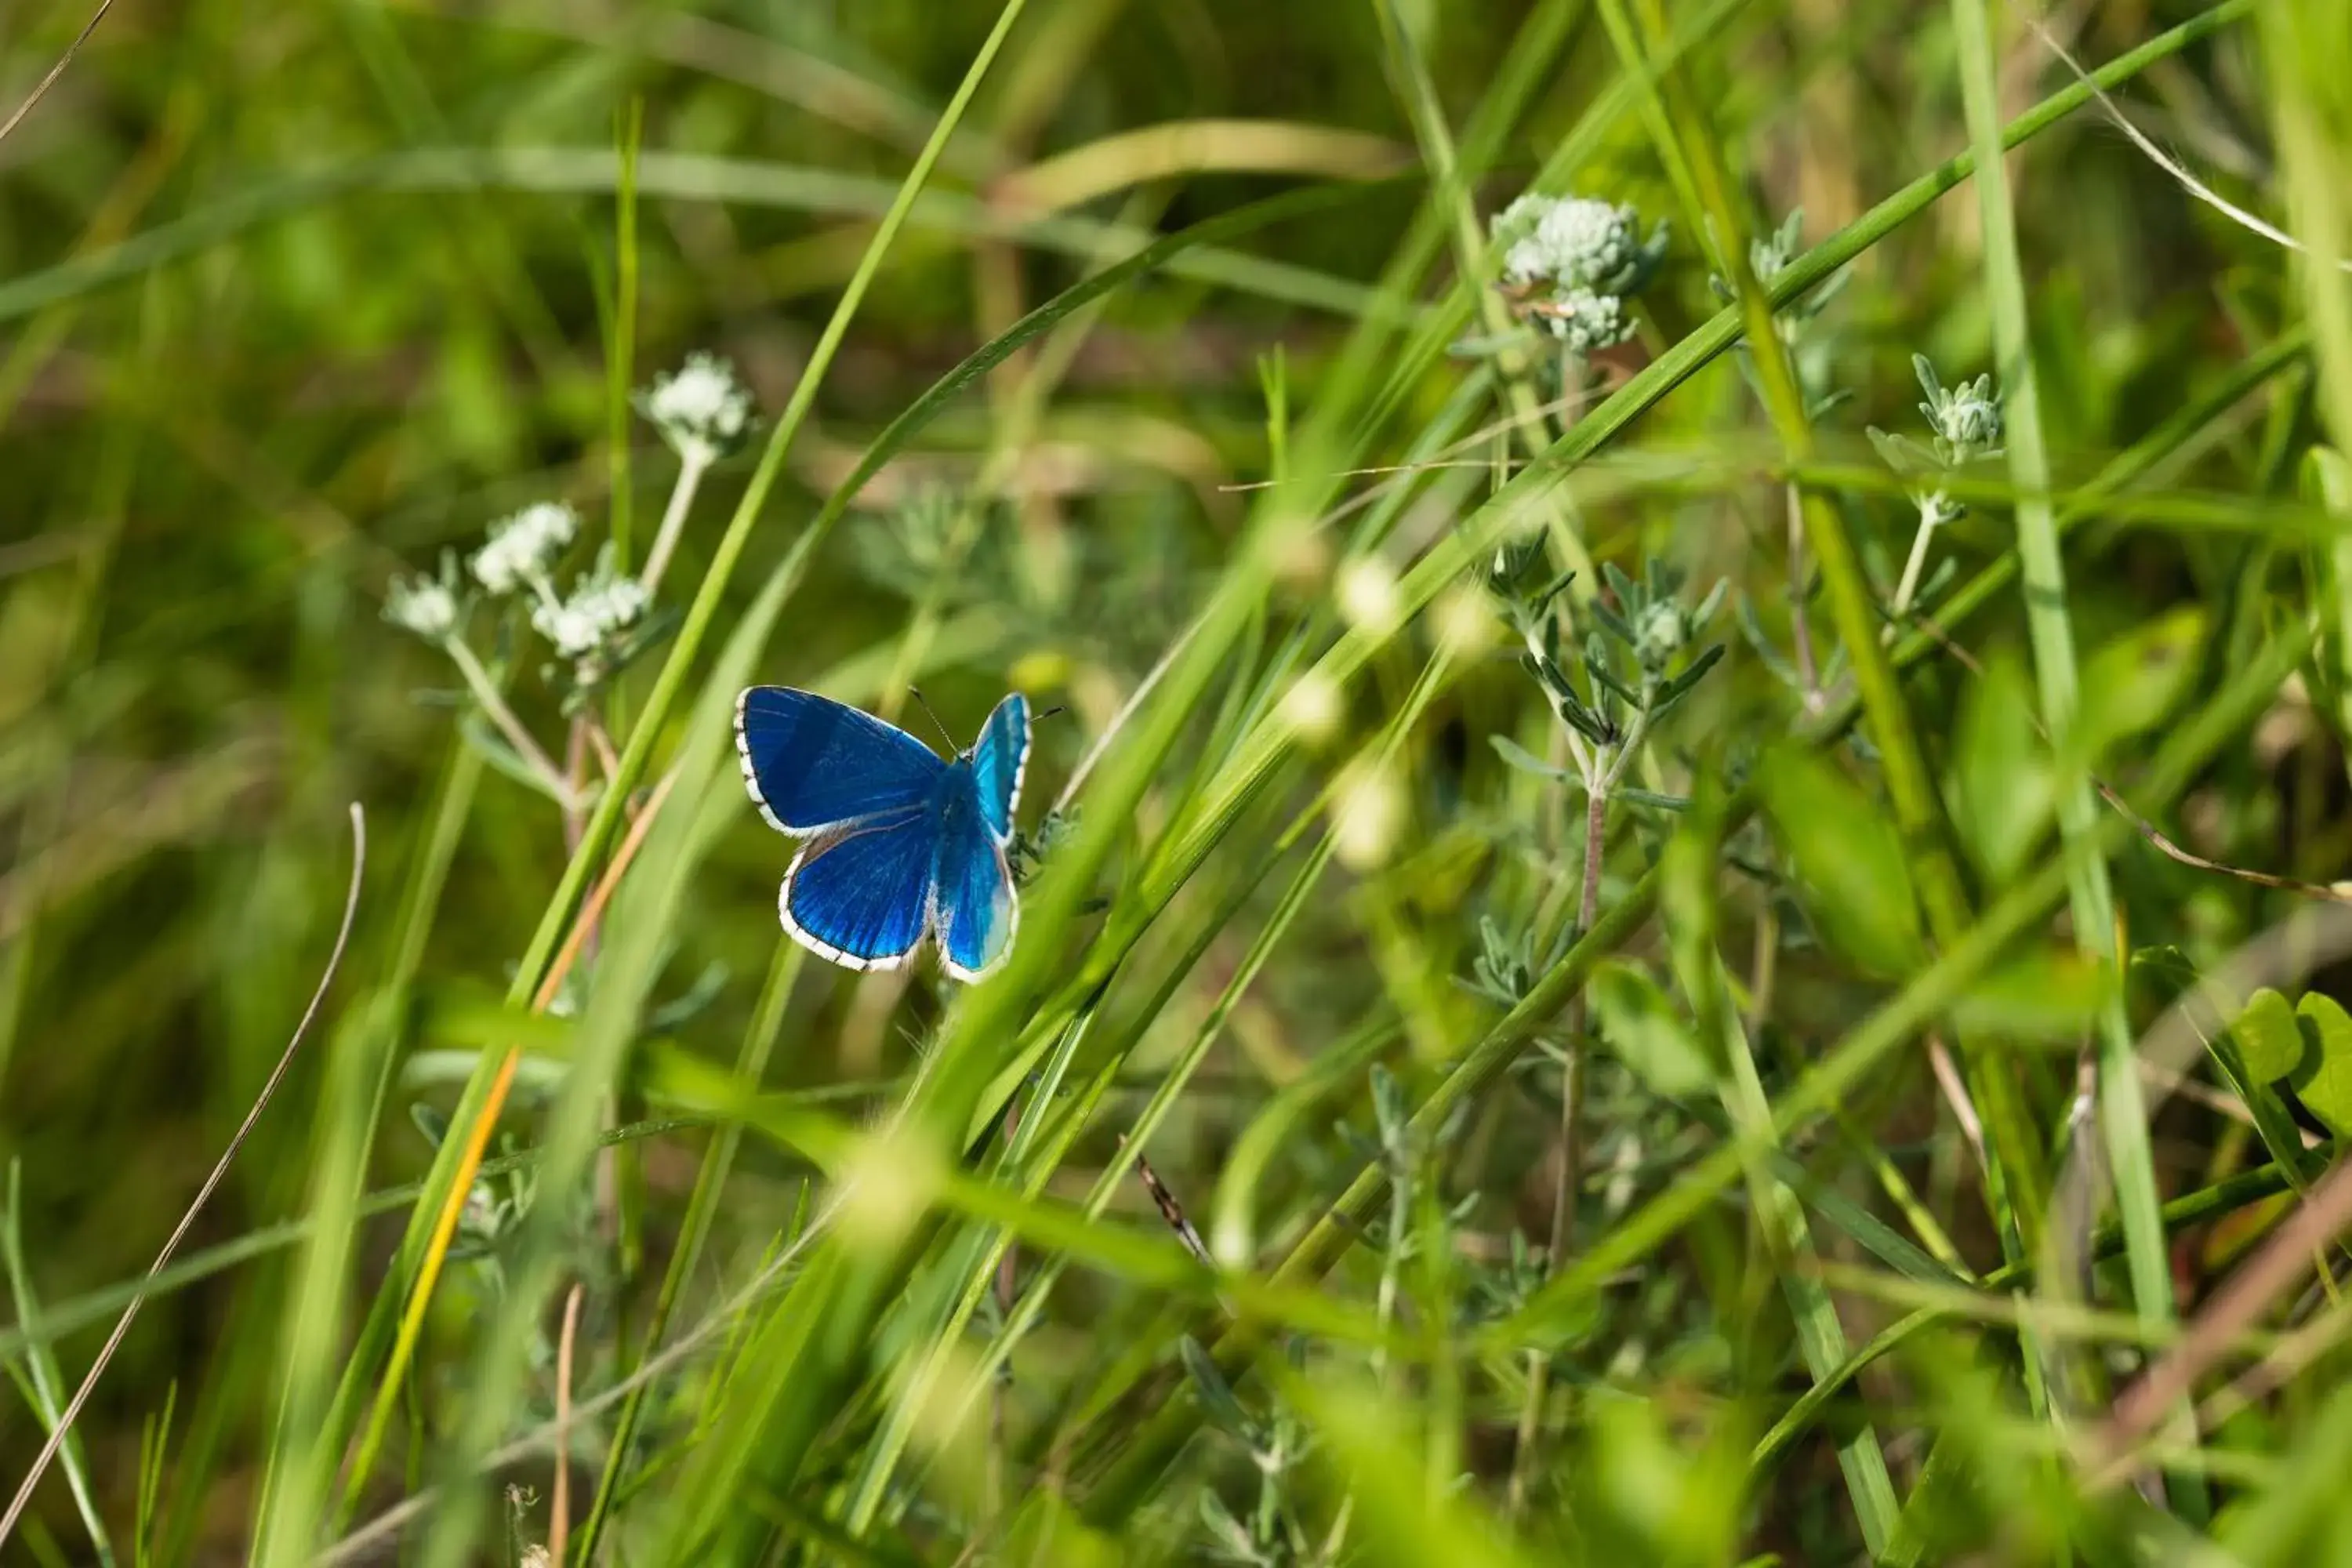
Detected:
[1372,0,1593,571]
[840,1015,1098,1535]
[1617,0,2054,1263]
[568,942,803,1564]
[0,1170,114,1567]
[1704,954,1899,1550]
[330,0,1037,1519]
[605,101,641,574]
[1076,524,2309,1526]
[1950,0,2183,1425]
[1499,621,2307,1341]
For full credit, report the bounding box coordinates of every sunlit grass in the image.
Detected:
[4,0,2352,1563]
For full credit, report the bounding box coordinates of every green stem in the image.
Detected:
[332,0,1035,1535]
[1885,494,1947,631]
[606,102,641,573]
[441,635,572,806]
[1950,0,2186,1507]
[568,941,802,1566]
[1616,0,2049,1265]
[1508,754,1609,1517]
[1370,0,1592,575]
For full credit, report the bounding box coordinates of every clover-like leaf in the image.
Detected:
[2234,989,2305,1083]
[2294,994,2352,1138]
[1947,644,2053,885]
[1588,960,1715,1096]
[1754,746,1925,978]
[2074,607,2207,767]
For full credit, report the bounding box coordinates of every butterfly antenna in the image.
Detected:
[1036,705,1067,722]
[907,686,958,753]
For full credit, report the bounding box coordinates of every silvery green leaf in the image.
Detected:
[1179,1338,1252,1441]
[1490,735,1581,782]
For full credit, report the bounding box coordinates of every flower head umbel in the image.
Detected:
[471,502,579,596]
[1871,356,2006,622]
[639,352,755,466]
[1496,194,1666,295]
[383,553,462,642]
[532,543,650,679]
[1544,288,1636,358]
[1491,192,1668,353]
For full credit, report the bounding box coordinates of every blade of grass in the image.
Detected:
[1,803,363,1559]
[1950,1,2184,1502]
[0,148,1405,329]
[1612,0,2046,1275]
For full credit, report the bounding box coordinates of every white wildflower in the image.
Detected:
[532,546,649,660]
[383,559,459,641]
[1541,288,1637,355]
[1494,193,1666,296]
[471,502,579,596]
[640,352,755,465]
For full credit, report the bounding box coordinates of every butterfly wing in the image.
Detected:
[933,786,1017,982]
[967,691,1030,847]
[736,686,943,834]
[780,811,941,971]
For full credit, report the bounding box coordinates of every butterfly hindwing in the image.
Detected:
[781,813,940,971]
[736,686,943,833]
[969,692,1030,846]
[933,782,1015,982]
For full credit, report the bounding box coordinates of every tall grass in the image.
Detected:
[4,0,2352,1563]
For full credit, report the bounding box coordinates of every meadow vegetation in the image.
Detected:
[3,0,2352,1562]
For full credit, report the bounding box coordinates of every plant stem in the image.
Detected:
[441,635,572,806]
[637,448,708,597]
[1508,753,1609,1516]
[1950,0,2187,1505]
[1885,495,1944,635]
[1783,482,1821,710]
[1616,0,2053,1270]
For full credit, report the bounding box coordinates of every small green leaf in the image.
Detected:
[1589,960,1715,1095]
[2235,989,2305,1082]
[1616,786,1692,812]
[1946,644,2053,885]
[1490,734,1578,782]
[2295,995,2352,1137]
[1755,747,1925,978]
[1178,1337,1252,1442]
[409,1102,450,1150]
[1947,950,2110,1041]
[1867,426,1932,477]
[2074,607,2207,765]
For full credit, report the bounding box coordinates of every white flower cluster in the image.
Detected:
[471,502,579,596]
[641,352,754,465]
[531,546,649,659]
[383,562,459,641]
[1491,192,1668,352]
[1544,289,1635,358]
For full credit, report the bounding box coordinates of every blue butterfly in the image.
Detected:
[734,686,1029,982]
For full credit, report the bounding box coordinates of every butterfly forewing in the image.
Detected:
[968,691,1030,846]
[736,686,942,833]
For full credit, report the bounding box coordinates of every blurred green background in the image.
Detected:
[2,0,2346,1562]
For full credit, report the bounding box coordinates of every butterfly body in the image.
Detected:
[734,686,1029,981]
